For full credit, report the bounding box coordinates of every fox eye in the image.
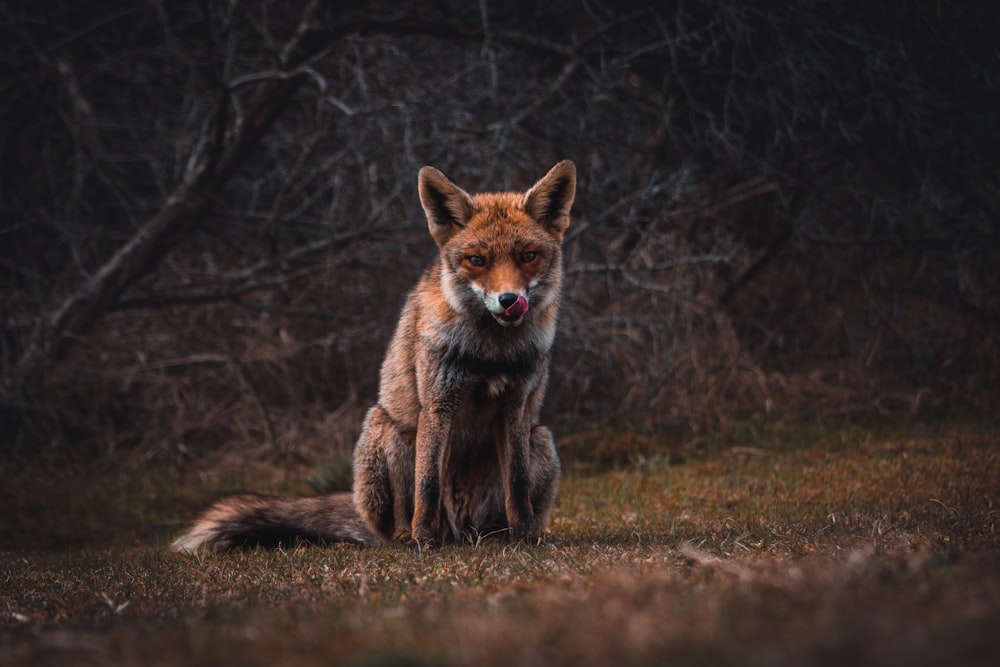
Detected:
[466,255,485,267]
[520,251,538,263]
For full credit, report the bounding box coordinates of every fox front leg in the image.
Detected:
[494,414,539,543]
[410,408,450,550]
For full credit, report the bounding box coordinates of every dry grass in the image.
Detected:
[2,421,998,666]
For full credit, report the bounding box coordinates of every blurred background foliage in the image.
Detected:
[1,0,997,463]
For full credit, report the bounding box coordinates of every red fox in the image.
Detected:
[173,160,577,551]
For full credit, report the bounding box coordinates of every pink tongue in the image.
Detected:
[505,295,529,318]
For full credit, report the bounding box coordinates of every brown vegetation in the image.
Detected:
[1,423,997,665]
[2,5,996,664]
[1,1,998,462]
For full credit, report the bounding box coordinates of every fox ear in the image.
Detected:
[523,160,576,239]
[419,166,475,247]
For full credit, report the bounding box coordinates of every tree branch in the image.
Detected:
[1,2,324,415]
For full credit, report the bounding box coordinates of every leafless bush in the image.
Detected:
[1,1,997,461]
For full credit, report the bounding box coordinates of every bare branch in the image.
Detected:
[1,1,325,411]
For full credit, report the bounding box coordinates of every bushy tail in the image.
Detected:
[172,492,375,553]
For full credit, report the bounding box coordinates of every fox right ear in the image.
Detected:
[419,166,475,247]
[523,160,576,240]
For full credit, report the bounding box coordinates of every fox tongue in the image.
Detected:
[504,295,529,318]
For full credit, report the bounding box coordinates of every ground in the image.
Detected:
[1,420,998,666]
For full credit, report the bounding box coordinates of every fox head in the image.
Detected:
[418,160,576,328]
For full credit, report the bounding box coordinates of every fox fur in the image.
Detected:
[173,160,576,552]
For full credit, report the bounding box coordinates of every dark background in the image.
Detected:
[2,1,997,464]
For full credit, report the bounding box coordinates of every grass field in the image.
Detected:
[2,420,998,666]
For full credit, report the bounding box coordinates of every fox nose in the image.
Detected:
[498,293,519,309]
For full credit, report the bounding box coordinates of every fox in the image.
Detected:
[172,159,577,552]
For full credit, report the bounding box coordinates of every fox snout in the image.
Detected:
[486,290,529,326]
[499,293,529,317]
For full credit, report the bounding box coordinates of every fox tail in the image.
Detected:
[171,493,374,552]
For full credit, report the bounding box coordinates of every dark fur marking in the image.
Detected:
[541,177,571,225]
[419,474,440,504]
[441,349,539,381]
[215,511,363,550]
[425,184,462,230]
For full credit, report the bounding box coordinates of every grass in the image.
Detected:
[1,420,998,666]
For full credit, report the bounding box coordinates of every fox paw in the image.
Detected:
[407,527,440,552]
[509,521,543,545]
[406,535,440,552]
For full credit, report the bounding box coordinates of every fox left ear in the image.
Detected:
[523,160,576,239]
[419,166,475,247]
